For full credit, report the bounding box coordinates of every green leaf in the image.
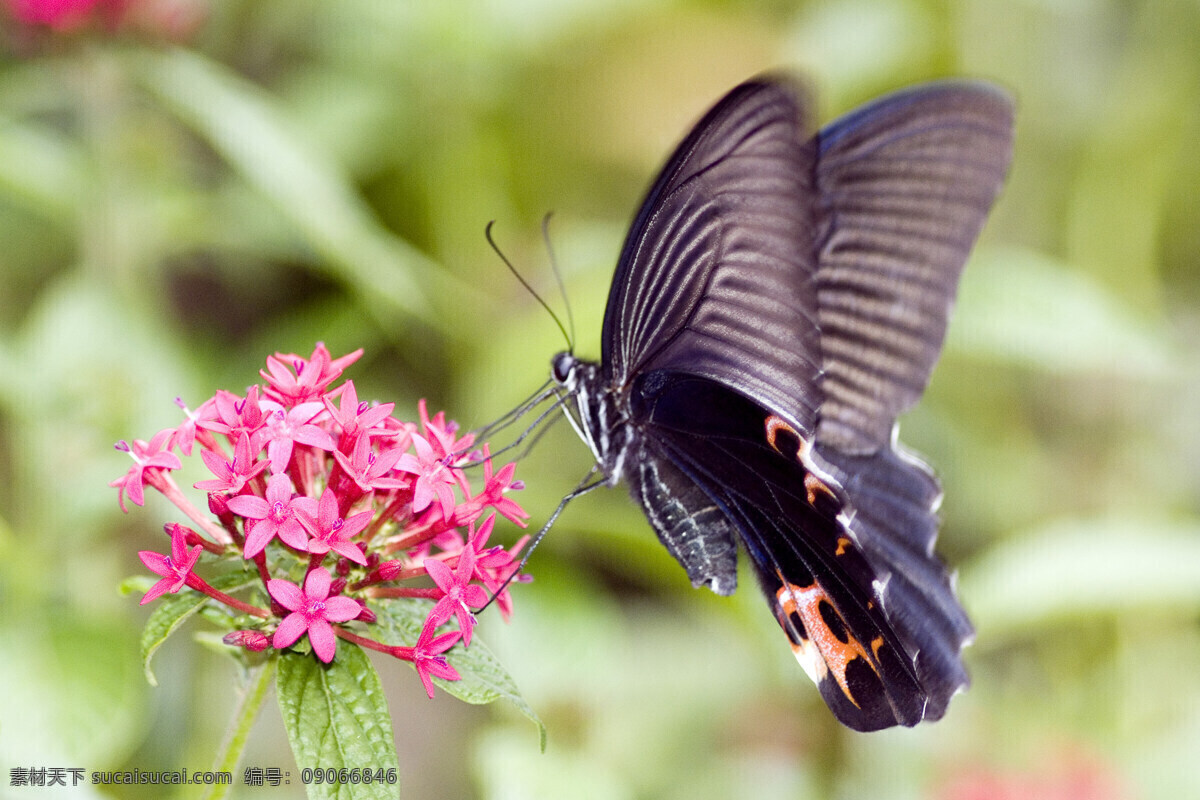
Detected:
[139,571,258,686]
[0,117,86,221]
[375,599,546,750]
[948,246,1176,376]
[963,516,1200,638]
[276,645,401,800]
[131,46,477,335]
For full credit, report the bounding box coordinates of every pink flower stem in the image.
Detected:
[364,586,442,600]
[195,428,223,455]
[147,470,234,545]
[250,551,272,586]
[184,574,271,618]
[384,517,449,554]
[291,448,315,497]
[334,628,416,663]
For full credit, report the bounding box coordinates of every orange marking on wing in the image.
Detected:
[775,574,878,707]
[764,415,797,455]
[804,473,836,505]
[835,536,851,557]
[871,636,885,660]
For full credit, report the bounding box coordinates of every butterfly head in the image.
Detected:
[551,351,580,388]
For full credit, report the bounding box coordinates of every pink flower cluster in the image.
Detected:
[112,343,530,697]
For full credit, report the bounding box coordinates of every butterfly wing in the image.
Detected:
[808,81,1015,719]
[813,81,1016,453]
[631,371,927,730]
[600,79,824,438]
[585,78,1014,730]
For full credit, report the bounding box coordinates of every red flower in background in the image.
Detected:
[7,0,103,27]
[5,0,209,40]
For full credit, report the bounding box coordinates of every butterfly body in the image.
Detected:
[551,77,1013,731]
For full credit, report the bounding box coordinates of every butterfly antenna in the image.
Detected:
[486,221,573,351]
[541,212,576,352]
[463,386,568,464]
[468,379,556,443]
[479,467,607,614]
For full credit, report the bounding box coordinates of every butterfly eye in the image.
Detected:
[551,352,576,384]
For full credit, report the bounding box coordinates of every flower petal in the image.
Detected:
[272,612,308,649]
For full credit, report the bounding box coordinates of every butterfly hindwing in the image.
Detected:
[815,443,973,720]
[631,371,929,730]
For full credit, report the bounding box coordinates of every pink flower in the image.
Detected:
[138,523,203,604]
[395,433,460,520]
[417,399,474,465]
[332,434,407,493]
[425,546,487,646]
[254,400,336,474]
[110,430,183,512]
[200,387,267,441]
[269,567,361,663]
[195,432,268,493]
[227,473,311,558]
[293,487,371,565]
[324,380,395,443]
[460,447,528,526]
[167,396,215,456]
[115,344,528,696]
[261,343,362,406]
[411,623,461,698]
[468,515,531,622]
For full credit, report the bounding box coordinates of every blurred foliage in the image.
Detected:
[1,0,1198,798]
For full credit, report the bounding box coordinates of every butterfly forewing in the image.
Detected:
[813,83,1016,453]
[601,79,825,438]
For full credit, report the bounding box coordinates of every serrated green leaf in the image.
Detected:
[276,646,401,800]
[375,599,546,750]
[139,571,258,686]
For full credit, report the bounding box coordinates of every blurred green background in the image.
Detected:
[2,0,1198,798]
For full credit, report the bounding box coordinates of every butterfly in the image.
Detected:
[547,76,1014,731]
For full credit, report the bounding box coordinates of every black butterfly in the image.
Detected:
[548,76,1013,731]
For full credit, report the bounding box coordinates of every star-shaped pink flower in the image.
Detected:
[467,515,530,622]
[268,567,361,663]
[195,432,268,493]
[138,523,203,604]
[261,343,362,405]
[168,396,216,456]
[466,446,528,526]
[110,429,183,512]
[254,400,337,474]
[293,487,371,565]
[324,380,396,443]
[199,387,267,442]
[227,473,311,558]
[424,546,487,646]
[411,622,461,698]
[332,434,407,493]
[417,399,474,464]
[395,433,460,520]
